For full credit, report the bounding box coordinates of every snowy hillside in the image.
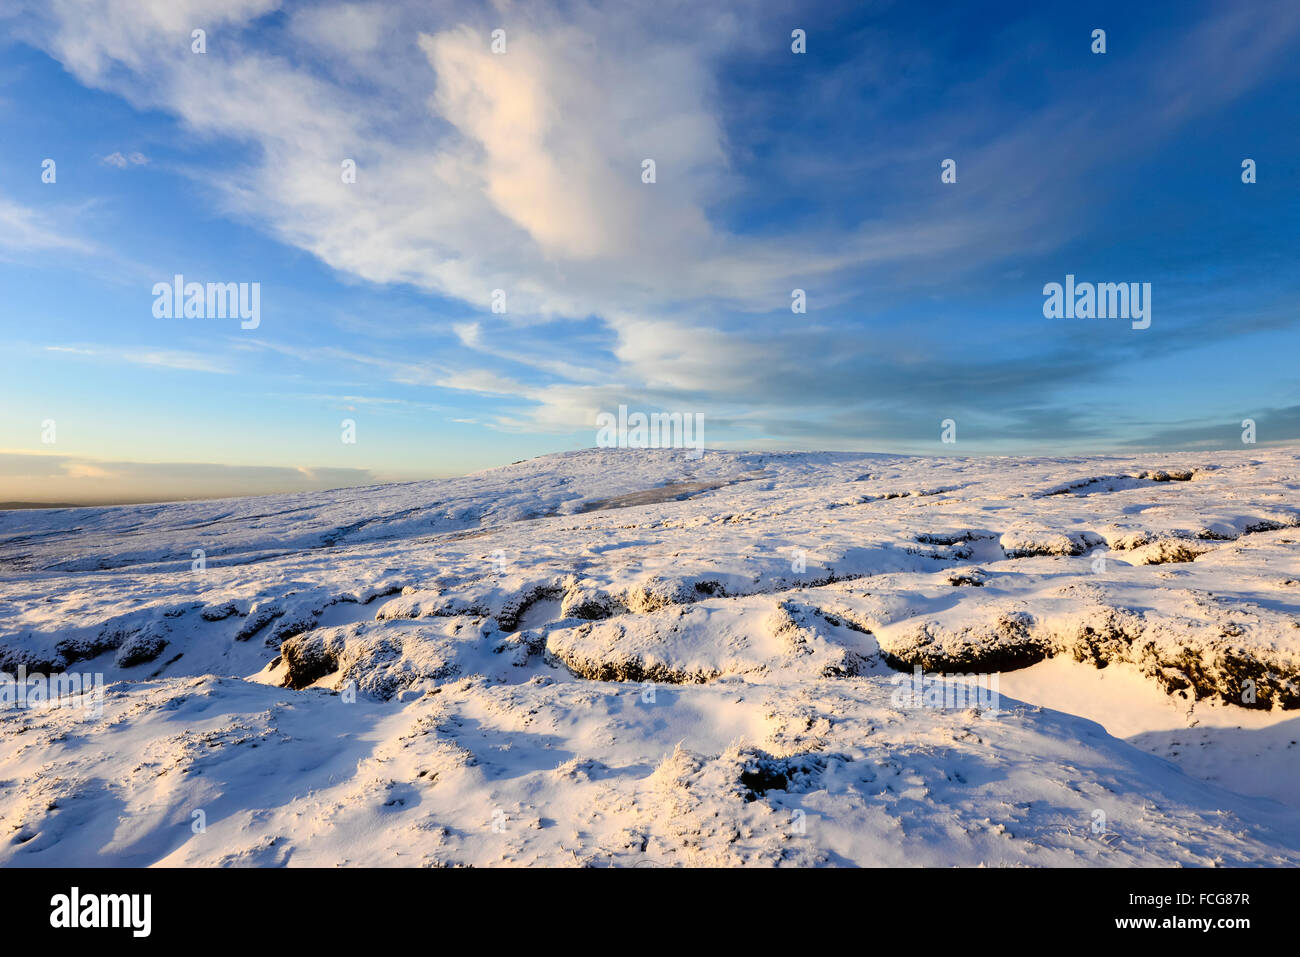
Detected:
[1,447,1298,866]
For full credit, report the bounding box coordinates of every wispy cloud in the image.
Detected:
[0,195,96,255]
[101,150,148,168]
[45,344,232,374]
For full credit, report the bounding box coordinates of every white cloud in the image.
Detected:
[13,0,843,319]
[101,150,148,167]
[46,344,232,374]
[0,196,96,254]
[290,2,389,56]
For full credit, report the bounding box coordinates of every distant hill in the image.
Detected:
[0,501,86,510]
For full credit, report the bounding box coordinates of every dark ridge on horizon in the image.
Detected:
[0,501,88,510]
[0,497,232,511]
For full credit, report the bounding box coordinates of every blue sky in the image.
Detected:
[1,0,1298,503]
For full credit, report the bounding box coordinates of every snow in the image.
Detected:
[0,446,1297,865]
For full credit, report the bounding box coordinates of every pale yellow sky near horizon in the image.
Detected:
[0,448,461,506]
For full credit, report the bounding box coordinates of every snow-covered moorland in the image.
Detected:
[0,447,1297,866]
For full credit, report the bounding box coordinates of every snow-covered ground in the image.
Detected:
[0,447,1297,866]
